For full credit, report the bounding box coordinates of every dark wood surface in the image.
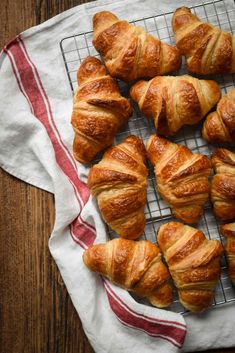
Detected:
[0,1,235,353]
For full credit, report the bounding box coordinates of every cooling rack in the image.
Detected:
[60,0,235,314]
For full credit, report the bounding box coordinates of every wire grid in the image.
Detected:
[60,0,235,314]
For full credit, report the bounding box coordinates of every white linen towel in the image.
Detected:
[1,1,235,352]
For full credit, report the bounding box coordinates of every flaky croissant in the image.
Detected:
[83,238,173,308]
[71,56,132,164]
[147,135,212,224]
[157,222,223,313]
[93,11,181,82]
[130,75,220,136]
[88,135,148,239]
[202,88,235,144]
[220,222,235,285]
[211,148,235,220]
[172,6,235,74]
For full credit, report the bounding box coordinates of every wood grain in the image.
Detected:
[0,0,235,353]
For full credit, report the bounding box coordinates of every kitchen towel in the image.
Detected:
[1,0,235,352]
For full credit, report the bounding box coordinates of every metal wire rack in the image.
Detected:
[60,0,235,314]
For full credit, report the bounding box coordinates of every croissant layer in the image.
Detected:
[88,135,148,239]
[131,75,220,136]
[83,238,173,308]
[202,88,235,144]
[71,56,132,163]
[211,148,235,220]
[93,11,181,82]
[172,7,235,74]
[157,222,223,312]
[147,134,212,223]
[220,223,235,284]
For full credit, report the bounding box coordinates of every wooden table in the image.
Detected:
[0,1,235,352]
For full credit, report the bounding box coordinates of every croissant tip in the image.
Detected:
[77,56,106,84]
[175,6,191,11]
[212,148,235,169]
[73,151,92,165]
[72,136,96,164]
[78,55,102,66]
[212,147,229,159]
[123,134,140,142]
[159,221,182,229]
[220,222,235,237]
[130,80,147,102]
[93,11,119,28]
[147,134,167,148]
[93,10,115,19]
[122,135,147,161]
[173,6,192,17]
[172,6,194,32]
[201,113,217,144]
[146,134,156,150]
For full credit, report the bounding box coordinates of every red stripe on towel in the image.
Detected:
[4,36,96,247]
[5,36,90,207]
[104,280,186,348]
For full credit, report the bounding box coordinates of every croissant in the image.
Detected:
[211,148,235,220]
[92,11,181,82]
[202,88,235,144]
[172,6,235,74]
[71,56,132,164]
[130,75,220,136]
[157,222,223,312]
[88,135,148,239]
[83,238,173,308]
[147,134,212,224]
[220,222,235,284]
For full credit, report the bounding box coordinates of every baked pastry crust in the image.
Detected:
[172,6,235,74]
[131,75,220,136]
[147,134,212,223]
[88,135,148,239]
[211,148,235,221]
[93,11,181,82]
[202,88,235,144]
[157,222,223,313]
[83,238,173,308]
[71,56,132,163]
[220,222,235,285]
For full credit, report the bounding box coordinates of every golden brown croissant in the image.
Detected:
[147,134,212,224]
[88,135,148,239]
[220,222,235,284]
[71,56,132,164]
[211,148,235,220]
[157,222,223,312]
[172,6,235,74]
[83,238,173,308]
[130,75,220,136]
[92,11,181,82]
[202,88,235,144]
